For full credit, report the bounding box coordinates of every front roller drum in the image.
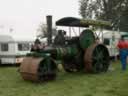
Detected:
[84,44,110,73]
[20,57,57,82]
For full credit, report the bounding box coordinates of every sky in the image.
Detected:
[0,0,80,38]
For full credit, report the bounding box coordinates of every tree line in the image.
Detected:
[38,0,128,38]
[79,0,128,31]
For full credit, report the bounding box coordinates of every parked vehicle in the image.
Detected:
[101,30,128,58]
[0,35,34,65]
[20,16,111,82]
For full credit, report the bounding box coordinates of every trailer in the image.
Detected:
[0,35,34,65]
[101,30,128,58]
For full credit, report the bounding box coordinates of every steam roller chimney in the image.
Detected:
[46,15,52,45]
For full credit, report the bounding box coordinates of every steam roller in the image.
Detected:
[19,29,110,82]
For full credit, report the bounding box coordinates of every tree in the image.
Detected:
[37,22,57,38]
[79,0,128,31]
[119,6,128,31]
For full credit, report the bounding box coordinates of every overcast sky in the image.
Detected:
[0,0,80,37]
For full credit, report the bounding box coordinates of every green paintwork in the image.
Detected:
[55,45,79,59]
[79,29,95,49]
[26,52,50,58]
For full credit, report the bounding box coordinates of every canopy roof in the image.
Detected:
[56,17,88,27]
[56,17,111,27]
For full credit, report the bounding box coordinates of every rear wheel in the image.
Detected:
[84,44,110,73]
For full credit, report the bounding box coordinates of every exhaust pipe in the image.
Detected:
[46,15,52,45]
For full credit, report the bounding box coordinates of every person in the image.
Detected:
[95,37,100,44]
[31,38,42,52]
[54,30,66,46]
[117,36,128,70]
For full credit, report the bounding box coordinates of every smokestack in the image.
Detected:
[46,15,52,45]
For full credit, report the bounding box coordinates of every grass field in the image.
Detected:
[0,61,128,96]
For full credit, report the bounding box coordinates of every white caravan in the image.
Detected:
[101,30,128,58]
[0,35,34,65]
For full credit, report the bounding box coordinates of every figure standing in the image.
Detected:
[31,38,42,52]
[117,36,128,70]
[54,30,66,46]
[95,37,100,44]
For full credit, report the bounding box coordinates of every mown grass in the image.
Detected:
[0,61,128,96]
